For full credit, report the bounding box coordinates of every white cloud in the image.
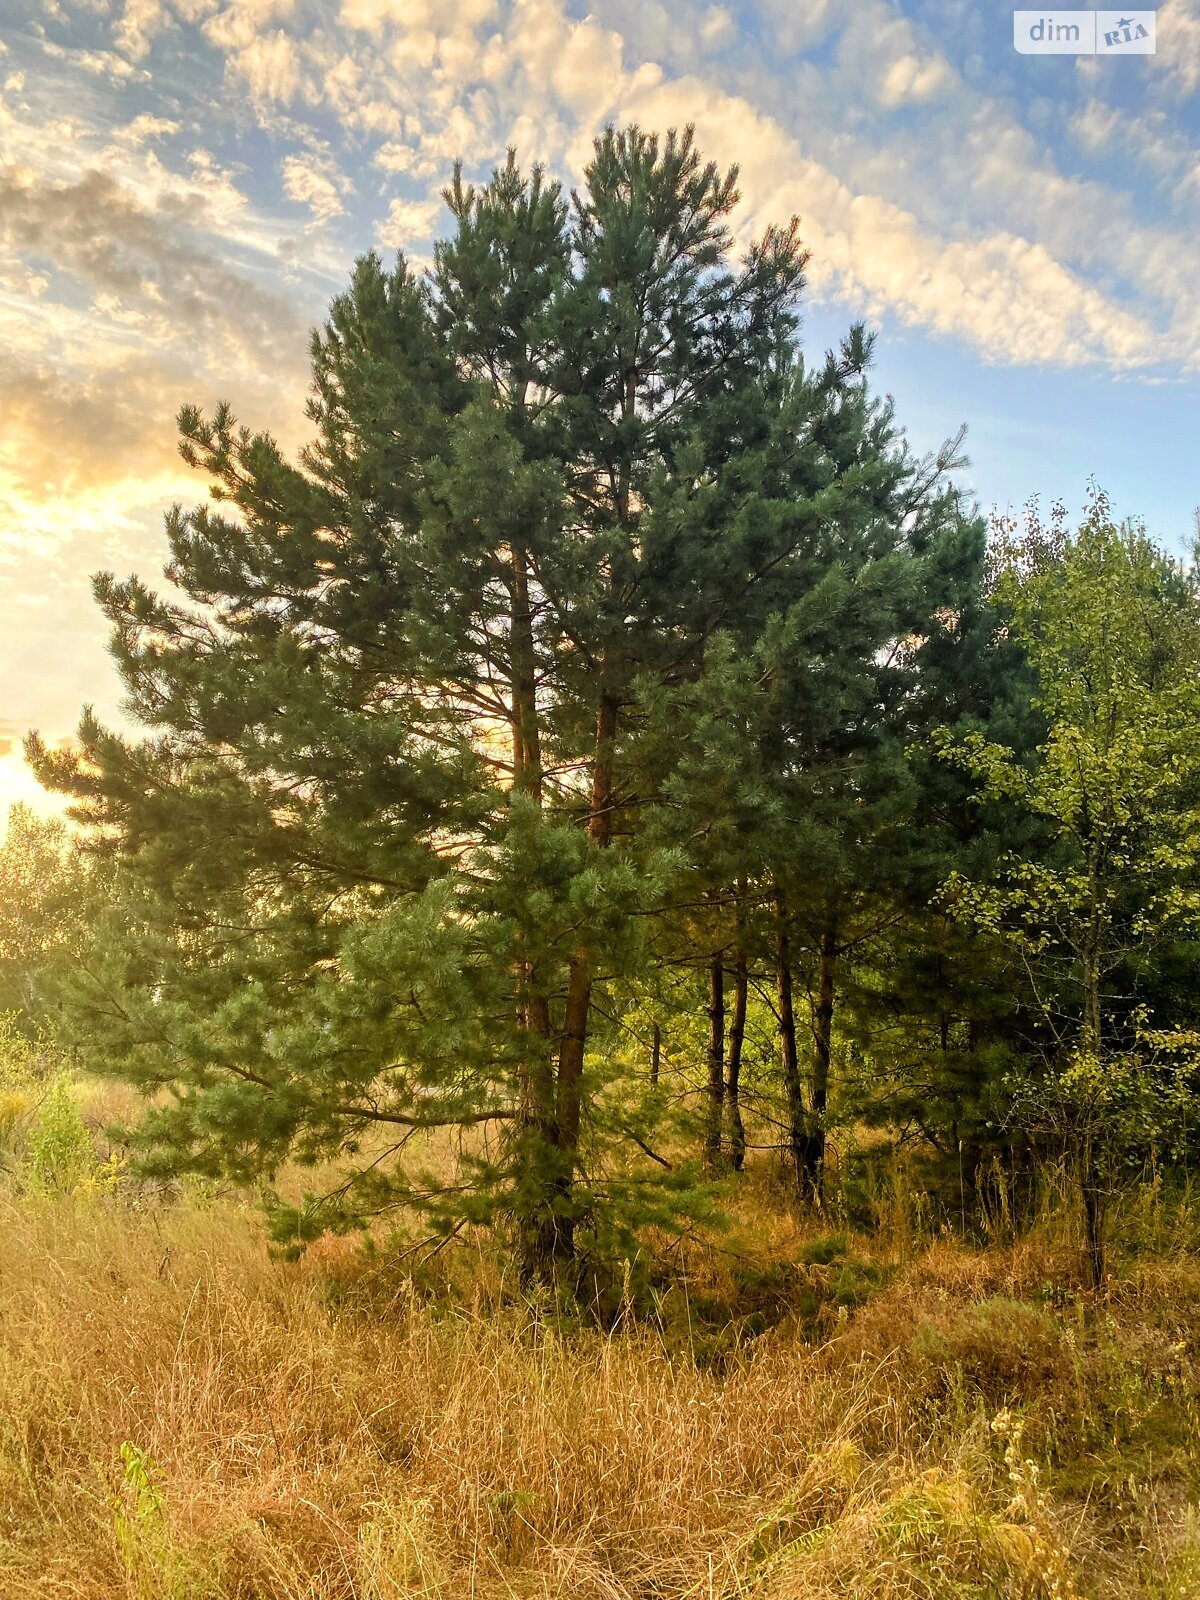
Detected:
[186,0,1197,375]
[40,39,145,83]
[282,150,353,222]
[200,0,304,104]
[1156,0,1200,94]
[339,0,497,33]
[5,0,1200,772]
[1070,99,1200,201]
[202,0,296,52]
[373,137,419,173]
[699,8,734,49]
[224,30,302,101]
[743,0,840,56]
[0,163,306,370]
[876,51,952,107]
[376,193,442,248]
[114,0,170,60]
[113,113,181,145]
[615,74,1168,372]
[832,3,953,108]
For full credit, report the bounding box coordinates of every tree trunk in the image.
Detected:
[776,898,809,1194]
[1081,943,1102,1060]
[509,546,544,802]
[532,334,635,1273]
[514,960,557,1283]
[649,1021,661,1089]
[725,947,747,1172]
[807,916,837,1202]
[1080,1130,1106,1290]
[1082,1173,1105,1291]
[705,953,725,1172]
[1079,923,1105,1291]
[550,688,619,1267]
[509,544,563,1284]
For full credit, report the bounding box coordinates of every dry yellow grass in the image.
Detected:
[1,1178,1199,1600]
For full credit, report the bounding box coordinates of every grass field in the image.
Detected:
[3,1147,1200,1600]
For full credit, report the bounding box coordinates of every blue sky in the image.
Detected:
[0,0,1198,813]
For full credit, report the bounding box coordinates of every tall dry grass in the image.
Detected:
[0,1189,871,1597]
[2,1179,1200,1599]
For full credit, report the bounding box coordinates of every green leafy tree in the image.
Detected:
[0,803,111,1062]
[943,493,1200,1284]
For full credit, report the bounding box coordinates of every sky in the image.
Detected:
[0,0,1198,821]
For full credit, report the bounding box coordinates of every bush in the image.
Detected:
[0,1011,39,1091]
[909,1296,1065,1404]
[24,1074,97,1195]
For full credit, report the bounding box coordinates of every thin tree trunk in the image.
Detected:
[514,988,559,1284]
[510,547,543,803]
[1082,951,1102,1059]
[1082,1156,1106,1292]
[539,336,632,1274]
[725,947,747,1172]
[508,544,561,1284]
[649,1021,661,1088]
[776,897,808,1194]
[549,688,619,1266]
[1079,922,1106,1290]
[807,916,837,1201]
[705,954,725,1172]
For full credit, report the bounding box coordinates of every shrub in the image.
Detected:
[910,1296,1065,1404]
[24,1074,96,1195]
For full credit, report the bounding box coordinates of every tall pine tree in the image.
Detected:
[34,125,991,1275]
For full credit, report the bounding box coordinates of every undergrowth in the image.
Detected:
[2,1090,1200,1597]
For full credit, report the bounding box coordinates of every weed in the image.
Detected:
[24,1073,96,1194]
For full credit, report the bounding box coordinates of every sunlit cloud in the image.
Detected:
[282,149,354,223]
[377,193,442,248]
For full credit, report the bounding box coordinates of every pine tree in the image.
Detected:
[638,387,987,1195]
[32,126,820,1280]
[756,465,983,1199]
[840,512,1045,1198]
